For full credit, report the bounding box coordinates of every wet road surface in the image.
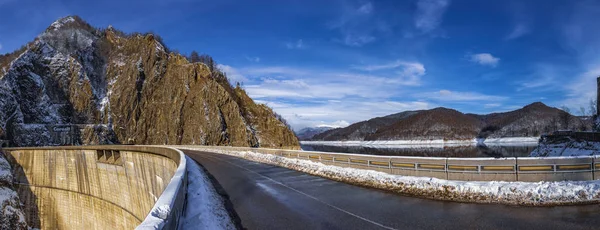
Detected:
[183,149,600,230]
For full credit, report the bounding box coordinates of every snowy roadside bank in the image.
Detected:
[178,156,235,230]
[302,137,540,147]
[178,147,600,206]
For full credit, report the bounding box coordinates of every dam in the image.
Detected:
[2,146,187,229]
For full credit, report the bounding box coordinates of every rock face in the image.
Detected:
[0,153,28,229]
[0,16,299,149]
[311,102,586,141]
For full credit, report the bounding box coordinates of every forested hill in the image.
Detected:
[311,102,586,141]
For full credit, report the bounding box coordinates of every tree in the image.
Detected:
[589,99,597,117]
[560,106,571,130]
[189,51,200,63]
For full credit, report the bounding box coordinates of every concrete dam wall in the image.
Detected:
[2,146,187,229]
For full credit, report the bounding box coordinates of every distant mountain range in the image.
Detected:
[295,126,335,140]
[310,102,588,141]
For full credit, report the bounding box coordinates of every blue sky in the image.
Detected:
[1,0,600,130]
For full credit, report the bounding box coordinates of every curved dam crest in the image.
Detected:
[3,146,185,229]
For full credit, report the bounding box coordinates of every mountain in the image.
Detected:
[469,102,585,138]
[295,126,335,140]
[0,16,299,148]
[0,154,27,229]
[310,102,586,141]
[312,111,420,141]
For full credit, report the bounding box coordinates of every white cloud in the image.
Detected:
[0,42,3,50]
[505,23,530,40]
[484,103,501,108]
[286,39,305,49]
[414,0,450,33]
[357,2,373,14]
[516,63,562,91]
[353,60,426,86]
[342,34,375,47]
[259,99,430,130]
[222,62,430,130]
[416,90,507,102]
[329,1,383,47]
[245,56,260,62]
[217,64,249,84]
[469,53,500,67]
[559,67,600,111]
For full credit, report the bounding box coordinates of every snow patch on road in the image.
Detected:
[179,147,600,206]
[179,156,235,230]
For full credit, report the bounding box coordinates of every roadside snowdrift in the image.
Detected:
[179,156,235,230]
[179,147,600,206]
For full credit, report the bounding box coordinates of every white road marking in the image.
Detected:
[194,151,397,230]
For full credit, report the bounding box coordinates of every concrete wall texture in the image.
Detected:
[187,146,600,182]
[3,146,185,230]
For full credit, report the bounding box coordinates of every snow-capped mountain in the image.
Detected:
[295,126,336,140]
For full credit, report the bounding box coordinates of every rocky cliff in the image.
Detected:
[0,153,27,229]
[0,16,299,149]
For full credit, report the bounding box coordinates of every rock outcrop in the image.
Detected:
[0,16,299,149]
[0,153,27,229]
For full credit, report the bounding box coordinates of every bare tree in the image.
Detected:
[589,99,597,117]
[189,51,200,63]
[560,106,571,130]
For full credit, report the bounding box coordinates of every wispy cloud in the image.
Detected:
[341,34,375,47]
[245,56,260,62]
[0,42,3,51]
[505,23,530,40]
[516,63,564,92]
[352,60,426,86]
[285,39,305,49]
[217,64,249,84]
[357,2,373,14]
[484,103,501,108]
[468,53,500,67]
[414,0,450,33]
[329,1,384,47]
[257,98,430,130]
[416,90,507,102]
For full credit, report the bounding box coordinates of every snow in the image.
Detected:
[48,16,75,31]
[301,139,477,146]
[531,140,600,157]
[303,137,540,147]
[484,137,540,143]
[179,147,600,206]
[138,148,234,230]
[137,148,188,230]
[178,156,235,230]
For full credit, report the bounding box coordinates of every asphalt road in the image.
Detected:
[183,150,600,230]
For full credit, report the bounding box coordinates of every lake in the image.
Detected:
[300,143,538,158]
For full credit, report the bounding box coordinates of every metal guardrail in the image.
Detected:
[185,146,599,182]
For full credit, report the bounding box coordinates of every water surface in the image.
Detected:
[300,143,537,158]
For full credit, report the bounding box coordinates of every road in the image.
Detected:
[183,149,600,230]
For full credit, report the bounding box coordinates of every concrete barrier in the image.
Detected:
[2,146,187,230]
[182,146,599,182]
